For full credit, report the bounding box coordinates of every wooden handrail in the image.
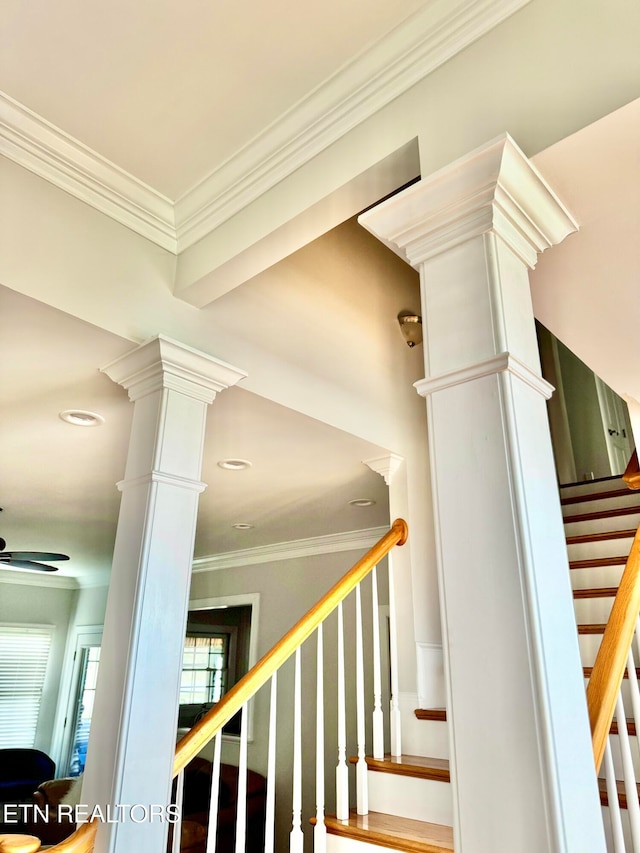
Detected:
[623,449,640,490]
[587,523,640,772]
[174,518,408,775]
[19,519,407,853]
[0,837,42,853]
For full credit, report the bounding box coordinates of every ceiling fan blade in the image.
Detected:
[1,551,69,561]
[2,559,59,572]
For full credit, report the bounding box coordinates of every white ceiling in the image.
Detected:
[0,0,427,199]
[0,284,390,586]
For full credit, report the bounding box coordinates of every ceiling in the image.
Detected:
[0,284,390,586]
[0,0,427,200]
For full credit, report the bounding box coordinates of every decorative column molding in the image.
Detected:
[359,136,605,851]
[363,452,404,485]
[83,336,246,853]
[102,334,246,403]
[360,133,577,269]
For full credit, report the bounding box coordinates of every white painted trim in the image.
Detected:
[192,526,388,573]
[362,453,404,485]
[0,568,79,589]
[0,92,176,252]
[174,0,533,251]
[414,352,554,399]
[0,0,531,255]
[116,471,207,494]
[359,133,578,269]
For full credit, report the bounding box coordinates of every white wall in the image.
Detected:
[188,547,390,851]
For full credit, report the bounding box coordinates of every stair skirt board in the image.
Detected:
[324,812,453,853]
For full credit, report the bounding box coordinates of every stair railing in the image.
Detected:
[586,464,640,847]
[623,450,640,491]
[0,519,408,853]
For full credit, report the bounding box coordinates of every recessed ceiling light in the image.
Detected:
[59,410,105,427]
[349,499,376,508]
[232,523,254,530]
[217,459,252,471]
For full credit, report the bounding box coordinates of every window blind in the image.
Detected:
[0,626,52,748]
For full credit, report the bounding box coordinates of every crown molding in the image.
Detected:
[0,0,530,259]
[192,526,389,573]
[0,91,177,252]
[174,0,533,251]
[0,567,80,590]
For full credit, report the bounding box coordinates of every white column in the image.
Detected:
[82,335,246,853]
[360,135,606,852]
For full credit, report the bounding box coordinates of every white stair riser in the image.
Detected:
[564,512,640,537]
[567,539,634,561]
[602,805,633,851]
[608,732,640,779]
[367,770,452,825]
[571,565,625,590]
[327,833,389,853]
[562,494,640,517]
[574,597,614,624]
[579,633,606,663]
[561,481,633,500]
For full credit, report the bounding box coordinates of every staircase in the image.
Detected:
[562,475,640,850]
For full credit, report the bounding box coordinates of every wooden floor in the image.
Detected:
[324,810,454,852]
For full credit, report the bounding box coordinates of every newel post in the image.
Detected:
[360,135,606,851]
[82,336,246,853]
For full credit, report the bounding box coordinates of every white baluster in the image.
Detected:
[336,602,349,821]
[206,732,222,853]
[388,551,402,758]
[235,704,249,853]
[371,565,384,760]
[616,691,640,847]
[290,648,304,853]
[315,624,327,853]
[264,673,277,853]
[355,583,368,816]
[628,644,640,769]
[172,769,185,853]
[604,738,626,853]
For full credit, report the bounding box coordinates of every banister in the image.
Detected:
[173,518,408,775]
[623,449,640,490]
[0,836,42,853]
[587,523,640,772]
[22,518,407,853]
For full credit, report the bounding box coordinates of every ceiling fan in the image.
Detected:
[0,537,70,572]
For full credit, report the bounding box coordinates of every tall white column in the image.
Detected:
[82,335,246,853]
[360,136,606,851]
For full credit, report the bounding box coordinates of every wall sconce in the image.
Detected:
[397,312,423,348]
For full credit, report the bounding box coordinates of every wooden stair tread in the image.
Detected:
[561,488,633,506]
[577,623,607,634]
[563,505,640,524]
[610,718,637,737]
[584,666,640,679]
[323,810,454,852]
[569,555,627,570]
[573,587,618,599]
[566,528,637,545]
[414,709,447,722]
[599,778,640,810]
[350,754,450,782]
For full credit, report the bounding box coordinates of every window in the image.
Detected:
[0,625,52,748]
[180,635,229,705]
[68,646,101,776]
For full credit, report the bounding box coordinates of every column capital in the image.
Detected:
[363,453,404,485]
[101,334,247,402]
[359,133,578,268]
